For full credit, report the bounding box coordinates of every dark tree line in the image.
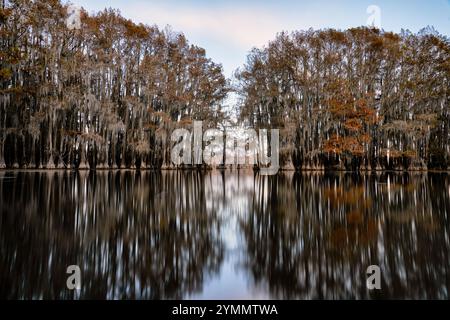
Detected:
[236,28,450,170]
[1,0,449,171]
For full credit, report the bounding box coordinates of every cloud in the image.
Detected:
[124,3,290,49]
[73,0,450,77]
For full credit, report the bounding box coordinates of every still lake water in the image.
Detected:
[0,170,449,299]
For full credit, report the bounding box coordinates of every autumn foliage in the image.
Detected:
[1,0,449,171]
[0,0,228,169]
[237,28,450,170]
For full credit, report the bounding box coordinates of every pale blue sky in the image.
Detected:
[70,0,450,77]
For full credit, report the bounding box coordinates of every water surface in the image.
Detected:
[0,171,449,299]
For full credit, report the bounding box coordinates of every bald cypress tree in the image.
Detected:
[0,0,229,169]
[237,27,450,171]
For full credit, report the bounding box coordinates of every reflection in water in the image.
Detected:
[0,171,449,299]
[0,171,224,299]
[240,173,450,299]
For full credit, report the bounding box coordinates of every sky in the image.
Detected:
[70,0,450,78]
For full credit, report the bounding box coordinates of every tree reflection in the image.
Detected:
[239,172,450,299]
[1,171,449,299]
[0,171,224,299]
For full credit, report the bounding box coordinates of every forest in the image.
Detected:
[1,0,449,171]
[237,27,450,171]
[0,0,229,169]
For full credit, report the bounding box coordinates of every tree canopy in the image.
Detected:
[1,0,449,171]
[0,0,229,169]
[236,28,450,170]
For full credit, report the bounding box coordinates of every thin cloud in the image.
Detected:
[125,3,290,49]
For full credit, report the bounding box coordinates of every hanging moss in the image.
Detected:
[0,0,229,170]
[237,28,450,171]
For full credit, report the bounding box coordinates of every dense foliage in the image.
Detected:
[237,28,450,170]
[0,0,228,169]
[1,0,449,171]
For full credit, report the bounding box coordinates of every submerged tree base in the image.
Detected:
[1,164,449,172]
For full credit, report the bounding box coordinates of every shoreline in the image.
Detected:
[1,168,449,173]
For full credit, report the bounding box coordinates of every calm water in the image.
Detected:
[0,170,449,299]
